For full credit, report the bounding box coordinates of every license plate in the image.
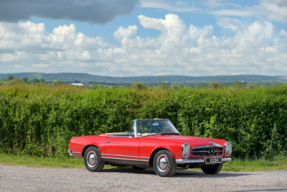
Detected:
[205,157,222,164]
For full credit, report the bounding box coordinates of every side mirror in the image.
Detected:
[127,131,133,138]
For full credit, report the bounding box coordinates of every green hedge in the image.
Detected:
[0,84,286,159]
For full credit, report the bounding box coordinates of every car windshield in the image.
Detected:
[136,119,179,136]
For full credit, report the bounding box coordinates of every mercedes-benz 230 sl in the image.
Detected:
[68,119,232,177]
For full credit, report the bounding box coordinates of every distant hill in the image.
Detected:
[1,73,287,84]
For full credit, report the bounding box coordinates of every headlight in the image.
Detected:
[182,143,190,158]
[225,142,232,156]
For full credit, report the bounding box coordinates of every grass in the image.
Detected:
[1,153,286,172]
[221,156,287,172]
[0,153,85,168]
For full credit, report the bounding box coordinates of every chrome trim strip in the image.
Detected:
[192,151,223,153]
[176,158,232,164]
[102,157,149,162]
[68,149,81,156]
[133,119,138,137]
[176,159,205,164]
[101,154,149,159]
[192,145,223,149]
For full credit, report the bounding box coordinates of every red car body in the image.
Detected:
[68,119,232,177]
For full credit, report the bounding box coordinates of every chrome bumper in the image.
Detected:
[68,149,73,156]
[176,158,232,164]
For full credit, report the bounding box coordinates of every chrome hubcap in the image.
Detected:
[86,151,97,167]
[89,154,96,165]
[156,155,169,172]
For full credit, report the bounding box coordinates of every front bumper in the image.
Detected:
[68,149,73,156]
[176,158,232,164]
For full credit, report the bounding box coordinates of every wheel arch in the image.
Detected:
[149,147,175,167]
[82,144,100,157]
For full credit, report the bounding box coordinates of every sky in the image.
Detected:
[0,0,286,77]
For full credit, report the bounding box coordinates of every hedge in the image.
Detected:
[0,83,286,158]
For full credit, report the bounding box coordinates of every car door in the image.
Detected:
[104,136,140,161]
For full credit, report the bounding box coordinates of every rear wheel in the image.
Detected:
[132,166,146,170]
[201,163,223,174]
[84,146,105,172]
[153,150,177,177]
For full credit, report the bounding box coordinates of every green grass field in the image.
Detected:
[1,153,286,172]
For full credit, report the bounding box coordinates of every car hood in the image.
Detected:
[145,135,222,147]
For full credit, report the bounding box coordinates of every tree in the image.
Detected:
[132,82,147,90]
[84,84,91,89]
[0,79,5,85]
[170,83,183,90]
[74,79,81,83]
[31,78,40,84]
[233,81,244,89]
[40,78,46,83]
[9,77,21,84]
[246,83,258,89]
[22,77,30,83]
[7,75,14,81]
[208,82,221,89]
[156,82,168,90]
[91,84,103,89]
[52,80,65,86]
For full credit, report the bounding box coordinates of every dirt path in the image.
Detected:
[0,164,287,192]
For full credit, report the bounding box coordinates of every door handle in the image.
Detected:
[105,140,111,143]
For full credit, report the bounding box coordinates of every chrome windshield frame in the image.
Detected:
[133,119,180,137]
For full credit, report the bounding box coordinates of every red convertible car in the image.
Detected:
[68,119,232,177]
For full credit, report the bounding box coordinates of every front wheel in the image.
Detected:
[153,150,177,177]
[201,163,223,174]
[84,146,105,172]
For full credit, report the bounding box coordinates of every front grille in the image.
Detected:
[191,145,224,157]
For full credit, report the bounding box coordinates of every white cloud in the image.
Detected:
[114,25,139,48]
[225,3,241,8]
[189,24,213,41]
[203,0,243,9]
[203,0,227,9]
[0,22,110,73]
[138,14,189,47]
[18,21,45,34]
[245,20,274,44]
[114,25,137,41]
[210,9,254,17]
[52,24,76,35]
[280,30,287,38]
[0,14,287,76]
[210,0,287,23]
[174,1,185,6]
[216,17,240,30]
[140,0,198,12]
[255,2,287,23]
[260,0,287,6]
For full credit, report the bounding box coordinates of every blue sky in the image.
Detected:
[0,0,286,76]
